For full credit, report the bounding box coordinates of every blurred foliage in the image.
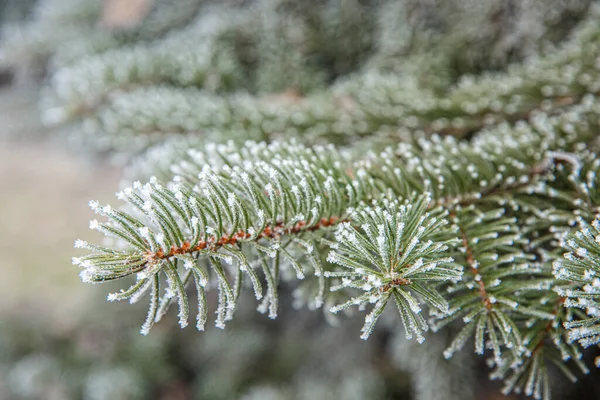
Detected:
[0,291,412,400]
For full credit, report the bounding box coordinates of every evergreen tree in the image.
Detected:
[3,0,600,399]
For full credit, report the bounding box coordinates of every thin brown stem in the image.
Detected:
[450,211,493,311]
[531,296,565,356]
[143,216,343,266]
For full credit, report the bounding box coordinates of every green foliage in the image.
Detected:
[326,195,462,342]
[556,218,600,349]
[4,1,600,399]
[73,141,355,332]
[70,109,600,400]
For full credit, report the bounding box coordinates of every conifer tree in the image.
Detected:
[3,0,600,399]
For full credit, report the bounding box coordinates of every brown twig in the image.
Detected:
[451,212,493,310]
[144,216,343,265]
[531,296,565,356]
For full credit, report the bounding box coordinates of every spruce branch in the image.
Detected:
[76,99,600,336]
[489,296,588,400]
[431,206,532,362]
[66,101,600,400]
[326,194,462,343]
[555,218,600,348]
[5,1,600,399]
[73,140,359,332]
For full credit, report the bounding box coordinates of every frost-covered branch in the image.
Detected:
[6,1,599,399]
[326,195,462,343]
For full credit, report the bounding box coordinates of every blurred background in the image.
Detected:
[1,1,600,399]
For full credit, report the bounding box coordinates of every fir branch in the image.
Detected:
[73,141,359,332]
[490,296,588,400]
[326,194,462,343]
[555,218,600,348]
[68,104,600,400]
[434,206,530,362]
[6,1,600,399]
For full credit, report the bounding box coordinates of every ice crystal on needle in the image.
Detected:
[326,195,462,342]
[6,0,600,398]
